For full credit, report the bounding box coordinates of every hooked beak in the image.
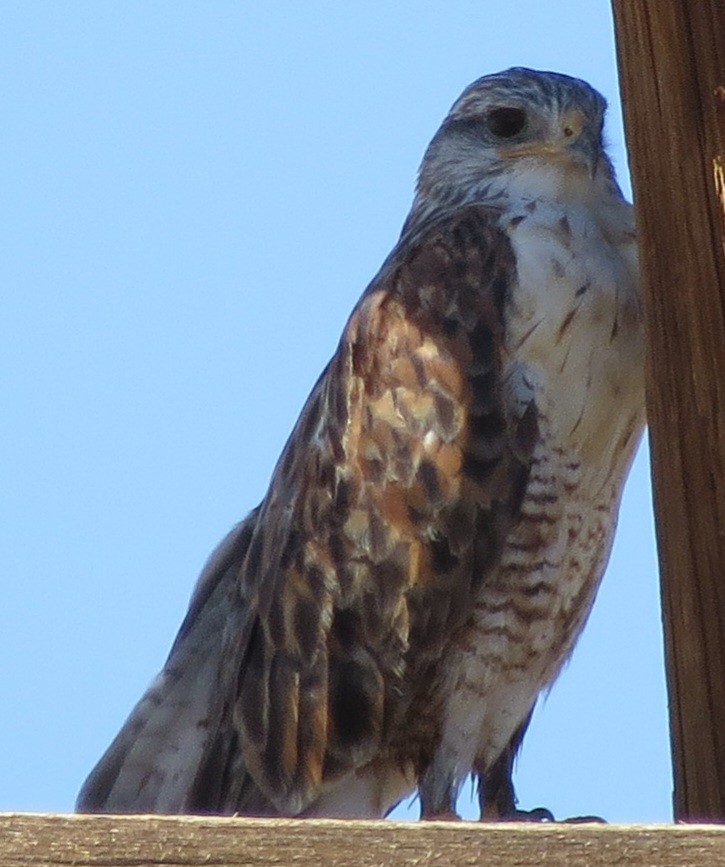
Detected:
[498,108,600,178]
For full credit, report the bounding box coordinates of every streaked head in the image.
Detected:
[412,68,615,219]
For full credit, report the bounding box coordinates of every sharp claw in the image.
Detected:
[486,807,606,824]
[561,815,606,824]
[504,807,556,822]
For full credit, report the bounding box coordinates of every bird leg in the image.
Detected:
[418,759,462,821]
[475,749,604,824]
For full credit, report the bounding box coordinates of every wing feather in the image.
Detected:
[226,205,534,813]
[77,205,536,817]
[76,513,259,812]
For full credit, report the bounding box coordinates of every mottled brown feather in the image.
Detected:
[199,206,535,815]
[77,69,643,823]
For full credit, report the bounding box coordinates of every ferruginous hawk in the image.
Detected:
[77,67,644,820]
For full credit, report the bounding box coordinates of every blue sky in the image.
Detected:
[1,2,671,821]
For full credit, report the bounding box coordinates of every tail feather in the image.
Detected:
[77,514,258,813]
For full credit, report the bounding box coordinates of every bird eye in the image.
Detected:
[486,107,527,139]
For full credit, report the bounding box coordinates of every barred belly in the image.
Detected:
[424,391,641,807]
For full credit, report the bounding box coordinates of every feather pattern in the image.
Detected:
[78,67,644,820]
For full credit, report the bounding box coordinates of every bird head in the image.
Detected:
[409,67,617,226]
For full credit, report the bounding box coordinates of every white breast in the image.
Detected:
[503,194,643,469]
[428,183,646,797]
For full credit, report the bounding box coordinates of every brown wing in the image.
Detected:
[76,205,535,817]
[209,205,537,815]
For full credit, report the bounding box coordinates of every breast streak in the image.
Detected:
[435,198,645,778]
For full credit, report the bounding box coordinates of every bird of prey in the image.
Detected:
[77,67,644,821]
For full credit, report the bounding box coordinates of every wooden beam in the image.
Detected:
[611,1,725,820]
[5,814,725,867]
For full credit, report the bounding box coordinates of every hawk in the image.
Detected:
[77,68,644,820]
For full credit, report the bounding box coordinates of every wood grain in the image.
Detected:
[4,814,725,867]
[611,0,725,821]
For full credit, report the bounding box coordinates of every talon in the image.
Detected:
[493,807,606,824]
[501,807,556,823]
[561,815,606,824]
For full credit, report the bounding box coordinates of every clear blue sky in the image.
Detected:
[1,2,671,821]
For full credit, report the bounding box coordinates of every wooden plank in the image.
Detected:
[611,0,725,820]
[2,815,725,867]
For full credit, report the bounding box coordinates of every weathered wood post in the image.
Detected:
[5,814,725,866]
[611,0,725,820]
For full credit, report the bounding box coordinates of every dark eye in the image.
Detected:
[486,106,527,139]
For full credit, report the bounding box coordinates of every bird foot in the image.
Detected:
[559,814,606,824]
[487,807,605,824]
[499,807,556,822]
